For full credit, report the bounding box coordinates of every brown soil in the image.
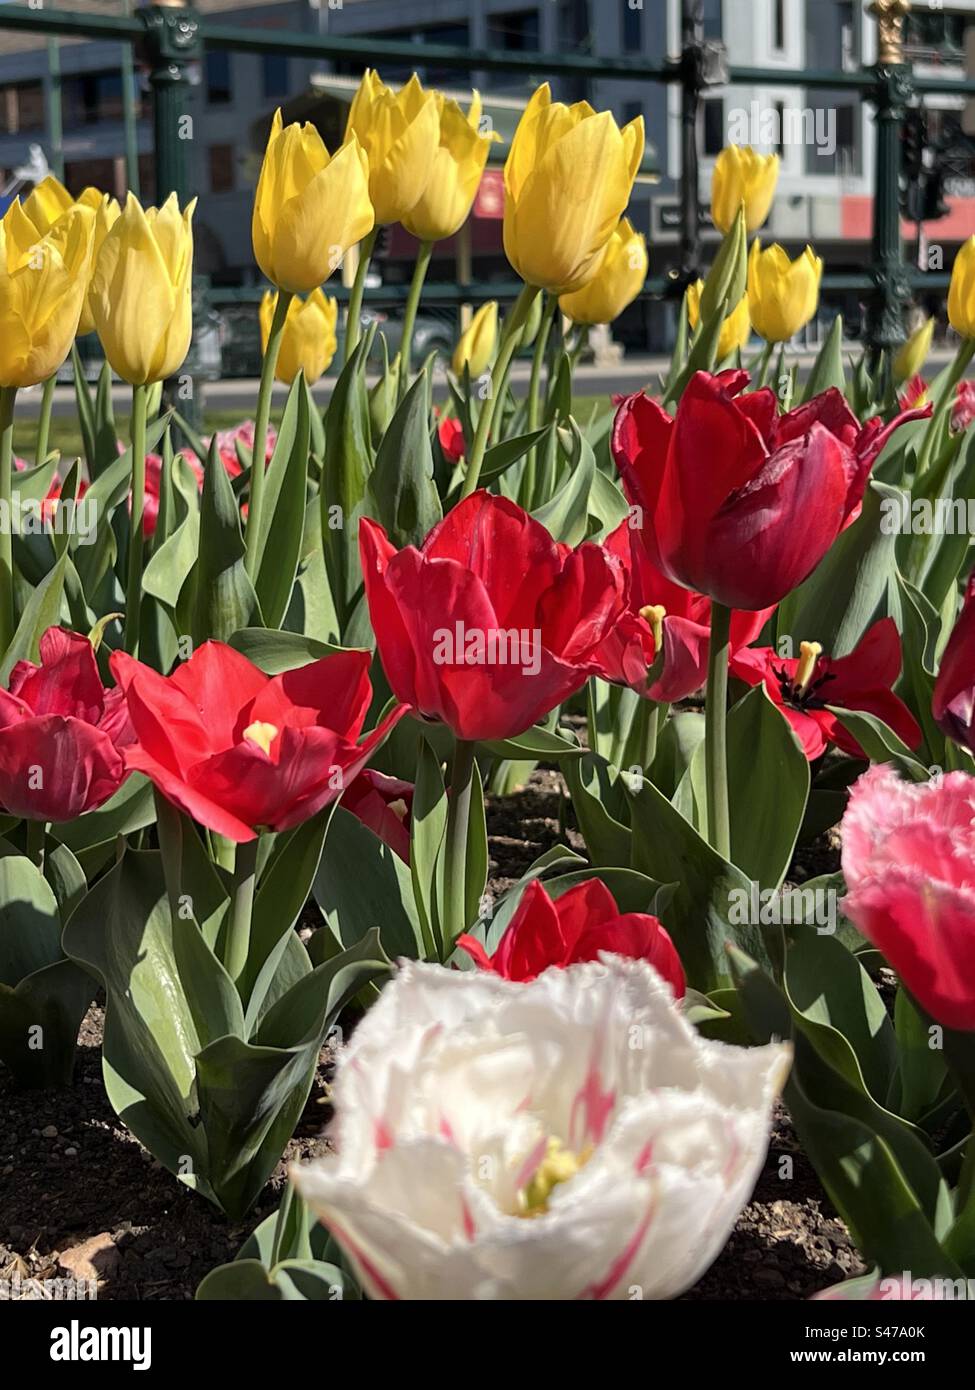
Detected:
[0,767,863,1301]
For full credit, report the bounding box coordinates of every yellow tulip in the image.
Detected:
[686,279,751,360]
[254,108,374,294]
[558,217,648,324]
[747,241,822,343]
[20,174,73,237]
[402,90,496,242]
[260,288,338,386]
[76,191,121,337]
[503,83,644,295]
[948,237,975,339]
[893,317,934,384]
[89,192,195,386]
[452,300,498,378]
[0,200,95,387]
[711,145,779,235]
[346,70,441,226]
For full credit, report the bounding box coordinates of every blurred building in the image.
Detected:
[0,0,974,352]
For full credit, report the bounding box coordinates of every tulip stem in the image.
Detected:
[0,385,16,655]
[397,239,435,403]
[26,819,46,871]
[226,835,259,987]
[35,375,56,470]
[462,284,541,499]
[343,227,379,366]
[525,293,559,508]
[705,602,732,861]
[916,337,975,477]
[245,290,293,579]
[442,738,477,956]
[753,341,775,391]
[123,382,148,656]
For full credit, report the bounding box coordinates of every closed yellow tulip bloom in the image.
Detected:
[76,191,121,337]
[748,241,822,343]
[503,83,644,295]
[452,300,498,378]
[0,200,95,387]
[948,237,975,339]
[20,174,74,237]
[402,91,496,242]
[711,145,779,235]
[260,288,338,386]
[893,316,934,384]
[254,108,374,294]
[346,70,440,226]
[89,192,195,385]
[686,279,751,360]
[558,217,648,324]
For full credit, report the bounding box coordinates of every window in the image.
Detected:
[703,0,723,40]
[621,99,643,129]
[208,144,235,194]
[65,158,116,198]
[63,71,128,126]
[421,24,471,86]
[262,53,289,100]
[486,11,540,52]
[703,99,725,157]
[772,0,786,51]
[0,82,45,135]
[623,1,642,52]
[206,50,232,105]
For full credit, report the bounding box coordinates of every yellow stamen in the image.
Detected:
[639,603,666,653]
[242,720,278,756]
[517,1138,591,1218]
[795,641,823,693]
[387,798,409,822]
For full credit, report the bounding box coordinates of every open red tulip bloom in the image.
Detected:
[110,642,407,842]
[456,872,684,995]
[612,371,930,611]
[842,766,975,1031]
[595,518,774,702]
[933,572,975,755]
[0,627,130,822]
[730,617,921,760]
[359,491,626,742]
[457,876,685,996]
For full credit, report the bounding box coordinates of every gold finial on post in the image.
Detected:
[867,0,912,66]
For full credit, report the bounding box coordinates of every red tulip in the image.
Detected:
[842,765,975,1031]
[729,617,921,760]
[457,877,685,996]
[953,381,975,433]
[933,572,975,754]
[0,627,130,821]
[141,449,204,538]
[209,420,278,479]
[342,768,413,862]
[438,416,466,463]
[110,642,407,843]
[594,518,774,702]
[613,372,929,610]
[359,491,626,742]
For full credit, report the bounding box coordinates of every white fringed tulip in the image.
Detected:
[292,956,791,1300]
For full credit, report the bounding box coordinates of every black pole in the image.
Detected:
[865,2,913,369]
[678,0,705,286]
[139,1,201,205]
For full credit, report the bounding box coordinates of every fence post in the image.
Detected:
[139,0,201,204]
[865,0,913,365]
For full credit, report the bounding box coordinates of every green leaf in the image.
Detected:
[181,436,261,645]
[727,684,810,890]
[142,452,202,608]
[831,707,929,778]
[563,752,633,868]
[367,373,442,548]
[410,737,448,959]
[254,375,312,628]
[531,421,595,545]
[0,551,67,683]
[801,314,846,400]
[227,626,349,674]
[314,805,424,959]
[479,426,552,483]
[481,724,582,760]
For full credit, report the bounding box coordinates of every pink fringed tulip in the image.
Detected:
[842,765,975,1031]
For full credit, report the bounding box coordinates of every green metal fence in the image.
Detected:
[0,0,972,359]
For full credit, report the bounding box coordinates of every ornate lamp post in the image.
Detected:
[865,0,913,362]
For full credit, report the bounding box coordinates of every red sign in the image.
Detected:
[474,169,504,221]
